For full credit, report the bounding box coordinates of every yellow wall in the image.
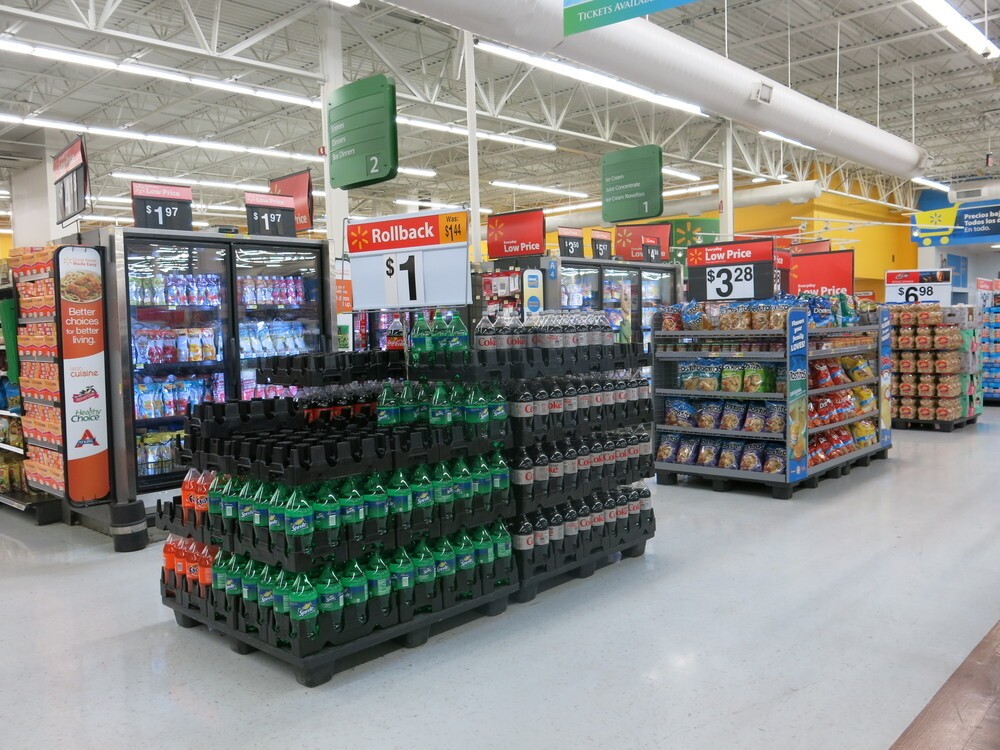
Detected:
[0,234,11,258]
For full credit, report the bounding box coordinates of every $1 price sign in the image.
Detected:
[383,252,425,306]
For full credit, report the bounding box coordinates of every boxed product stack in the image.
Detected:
[983,305,1000,402]
[890,303,983,430]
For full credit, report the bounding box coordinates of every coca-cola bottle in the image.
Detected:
[532,512,550,560]
[542,313,560,352]
[637,373,651,419]
[637,483,653,528]
[547,440,564,496]
[576,377,591,429]
[614,433,629,479]
[614,373,628,422]
[510,380,534,440]
[602,376,616,423]
[626,432,640,477]
[510,314,528,353]
[588,376,603,424]
[589,493,606,541]
[494,310,512,353]
[589,434,606,481]
[562,377,578,430]
[575,436,592,490]
[475,314,498,352]
[576,496,592,547]
[626,373,639,419]
[637,429,652,475]
[547,378,565,431]
[532,379,550,434]
[526,314,544,351]
[626,485,641,533]
[561,439,578,494]
[614,488,629,536]
[512,515,535,565]
[601,311,616,348]
[561,501,579,551]
[547,505,565,557]
[511,446,534,505]
[530,438,549,504]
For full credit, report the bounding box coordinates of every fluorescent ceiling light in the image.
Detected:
[0,113,23,125]
[118,63,190,83]
[330,0,361,6]
[663,182,719,197]
[190,77,256,96]
[912,0,999,59]
[395,199,493,214]
[27,117,87,132]
[543,200,604,215]
[399,166,437,178]
[396,115,556,152]
[0,39,34,54]
[477,41,704,117]
[146,134,199,147]
[760,130,815,150]
[992,244,1000,249]
[662,166,700,181]
[751,176,768,183]
[33,47,116,69]
[912,176,950,192]
[80,214,134,223]
[111,171,269,192]
[490,180,588,198]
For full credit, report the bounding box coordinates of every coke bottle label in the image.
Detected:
[530,331,543,348]
[512,468,534,485]
[578,515,592,530]
[549,463,564,478]
[591,513,605,527]
[615,447,628,462]
[578,393,591,410]
[592,391,603,406]
[534,399,549,416]
[549,525,564,541]
[511,402,534,418]
[604,331,616,346]
[578,454,591,470]
[513,533,534,551]
[563,395,578,412]
[639,442,652,456]
[615,390,627,404]
[565,519,579,535]
[628,500,640,515]
[640,496,653,510]
[604,449,616,464]
[628,444,641,458]
[548,398,563,413]
[533,530,549,546]
[591,452,604,467]
[543,332,561,349]
[639,382,651,399]
[627,386,639,402]
[568,331,581,347]
[476,334,498,350]
[608,507,620,523]
[564,459,577,475]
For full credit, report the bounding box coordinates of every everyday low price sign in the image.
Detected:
[687,239,774,301]
[788,249,854,296]
[885,269,953,303]
[487,209,545,259]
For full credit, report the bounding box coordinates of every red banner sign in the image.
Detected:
[975,278,995,291]
[789,249,855,296]
[348,211,468,254]
[615,222,671,261]
[269,169,314,232]
[774,250,790,270]
[53,138,85,181]
[791,239,832,255]
[130,182,193,201]
[687,239,774,267]
[487,209,545,259]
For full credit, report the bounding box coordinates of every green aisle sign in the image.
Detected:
[328,74,398,190]
[564,0,697,36]
[601,144,663,224]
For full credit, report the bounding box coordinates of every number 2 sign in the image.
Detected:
[686,238,775,301]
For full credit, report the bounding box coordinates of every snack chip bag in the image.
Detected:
[809,360,833,389]
[720,363,744,393]
[739,442,766,472]
[661,304,684,331]
[743,362,774,393]
[681,300,712,331]
[718,440,744,469]
[750,300,772,331]
[853,385,876,412]
[696,438,722,467]
[657,433,682,462]
[680,362,702,391]
[827,359,852,386]
[809,296,834,328]
[676,436,700,465]
[763,444,786,474]
[743,403,768,433]
[763,401,787,433]
[719,401,747,431]
[841,354,875,382]
[695,400,724,429]
[670,399,697,427]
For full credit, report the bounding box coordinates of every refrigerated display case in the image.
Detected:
[103,227,329,505]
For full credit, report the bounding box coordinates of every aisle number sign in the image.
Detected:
[347,210,471,310]
[601,145,663,224]
[687,239,775,301]
[327,74,398,190]
[885,269,953,303]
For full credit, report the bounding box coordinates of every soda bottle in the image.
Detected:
[509,314,528,351]
[589,434,605,480]
[510,379,534,439]
[376,382,400,427]
[341,559,369,608]
[494,309,512,352]
[626,485,641,531]
[432,462,455,521]
[429,382,452,427]
[615,488,630,534]
[601,311,615,347]
[387,469,414,529]
[449,377,467,425]
[412,540,437,586]
[561,502,579,550]
[410,463,435,517]
[240,558,261,603]
[410,313,433,364]
[311,480,341,537]
[626,432,640,476]
[638,483,653,527]
[615,434,629,478]
[163,533,180,576]
[283,487,315,548]
[365,549,392,615]
[602,377,616,422]
[547,506,565,556]
[389,547,415,592]
[637,429,653,475]
[431,310,450,353]
[386,314,405,351]
[475,315,497,351]
[432,536,457,578]
[563,378,578,430]
[548,378,565,430]
[224,554,245,600]
[338,476,366,540]
[532,379,550,434]
[490,520,513,561]
[638,372,652,405]
[562,439,579,493]
[576,436,592,489]
[547,440,565,496]
[174,537,192,586]
[487,378,508,432]
[576,377,592,428]
[447,312,470,357]
[220,474,245,526]
[453,529,476,575]
[471,454,493,512]
[267,484,288,538]
[472,526,495,567]
[614,374,628,420]
[532,512,550,558]
[207,472,229,522]
[211,548,230,595]
[415,377,432,424]
[251,481,272,531]
[315,565,345,618]
[626,373,639,418]
[511,446,534,505]
[489,447,510,504]
[576,497,592,545]
[194,469,215,528]
[464,385,490,439]
[287,573,319,633]
[258,564,279,610]
[590,494,606,538]
[399,381,419,425]
[530,439,549,502]
[512,515,535,564]
[363,472,390,536]
[180,467,200,525]
[273,569,293,614]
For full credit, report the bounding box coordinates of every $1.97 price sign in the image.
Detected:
[131,182,193,231]
[686,239,775,302]
[885,269,953,304]
[245,192,296,238]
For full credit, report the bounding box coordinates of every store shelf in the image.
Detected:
[135,361,224,375]
[654,461,785,483]
[655,329,786,338]
[807,411,878,436]
[19,355,57,363]
[17,271,53,282]
[808,345,877,360]
[0,410,20,419]
[135,415,187,428]
[655,387,784,400]
[22,396,61,407]
[806,442,888,478]
[243,303,304,311]
[26,480,66,500]
[0,488,55,511]
[656,424,785,441]
[18,316,55,324]
[655,350,785,361]
[0,442,25,455]
[810,325,881,335]
[26,437,63,452]
[133,304,221,312]
[808,376,879,396]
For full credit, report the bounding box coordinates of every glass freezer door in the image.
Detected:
[125,238,230,490]
[602,266,640,342]
[560,264,601,311]
[641,268,677,350]
[233,244,324,399]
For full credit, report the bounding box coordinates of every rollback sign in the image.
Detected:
[56,245,111,504]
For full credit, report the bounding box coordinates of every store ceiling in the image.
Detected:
[0,0,996,230]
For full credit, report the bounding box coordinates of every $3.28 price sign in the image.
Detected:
[383,252,426,306]
[705,264,754,300]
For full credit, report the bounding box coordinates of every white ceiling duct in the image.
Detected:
[541,180,822,232]
[387,0,929,178]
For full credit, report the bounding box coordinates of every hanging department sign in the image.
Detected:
[564,0,697,35]
[269,169,314,232]
[788,249,855,296]
[687,239,775,301]
[347,210,471,310]
[56,245,112,505]
[601,144,663,223]
[53,136,88,224]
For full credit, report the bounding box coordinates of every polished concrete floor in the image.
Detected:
[1,413,998,750]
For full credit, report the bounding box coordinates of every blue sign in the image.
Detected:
[564,0,696,35]
[912,196,1000,247]
[945,253,969,289]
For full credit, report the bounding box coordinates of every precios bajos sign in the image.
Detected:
[564,0,696,35]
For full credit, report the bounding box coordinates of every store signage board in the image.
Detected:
[56,245,112,505]
[877,307,892,446]
[591,229,612,260]
[327,74,398,190]
[790,239,831,255]
[641,236,662,263]
[615,222,671,261]
[564,0,696,35]
[557,227,585,258]
[245,192,296,237]
[687,238,775,301]
[786,307,808,482]
[523,268,544,314]
[885,269,953,303]
[269,169,314,232]
[788,249,855,296]
[131,182,194,231]
[347,209,471,310]
[601,145,663,224]
[487,209,545,259]
[53,136,88,224]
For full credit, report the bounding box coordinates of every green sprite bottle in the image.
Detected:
[386,469,413,528]
[453,529,476,572]
[451,457,473,516]
[389,547,415,592]
[363,472,389,536]
[464,384,491,439]
[429,382,452,427]
[283,487,315,546]
[211,549,231,593]
[399,381,419,425]
[273,569,293,614]
[240,558,261,603]
[490,521,513,585]
[432,536,457,578]
[412,540,437,585]
[415,377,432,424]
[267,485,288,537]
[489,447,511,502]
[207,472,229,520]
[258,564,279,609]
[447,311,470,357]
[338,476,365,539]
[287,573,319,635]
[410,313,433,365]
[431,310,450,353]
[376,382,400,427]
[410,463,435,517]
[220,474,244,523]
[311,480,341,535]
[237,477,258,528]
[487,378,508,430]
[341,559,369,607]
[473,526,496,567]
[251,481,272,530]
[365,549,392,613]
[314,564,345,615]
[432,461,455,521]
[471,454,493,512]
[450,377,467,425]
[224,555,245,599]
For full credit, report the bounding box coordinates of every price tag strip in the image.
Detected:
[885,269,953,304]
[131,182,194,231]
[347,209,472,310]
[686,238,775,301]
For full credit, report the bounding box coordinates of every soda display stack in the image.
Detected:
[159,347,655,687]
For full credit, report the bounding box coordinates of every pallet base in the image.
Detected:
[892,416,979,432]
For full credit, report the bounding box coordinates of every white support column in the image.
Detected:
[463,31,483,263]
[719,120,736,240]
[320,7,351,349]
[11,158,62,247]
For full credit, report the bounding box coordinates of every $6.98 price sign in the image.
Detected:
[705,264,754,300]
[384,252,426,306]
[895,285,937,302]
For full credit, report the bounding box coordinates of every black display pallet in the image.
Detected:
[656,446,890,499]
[892,415,979,432]
[255,349,407,387]
[162,559,518,687]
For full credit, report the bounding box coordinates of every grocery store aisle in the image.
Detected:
[1,413,999,750]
